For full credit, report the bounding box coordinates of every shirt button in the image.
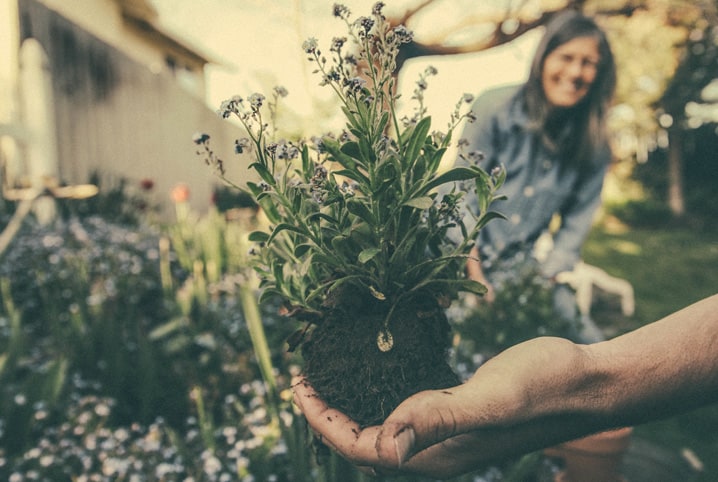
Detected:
[510,214,521,225]
[542,159,552,170]
[523,186,535,197]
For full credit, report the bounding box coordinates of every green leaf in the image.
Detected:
[248,231,270,243]
[272,261,284,288]
[249,162,275,186]
[403,196,434,209]
[301,144,311,178]
[358,137,375,164]
[247,181,262,196]
[306,212,340,225]
[346,198,375,225]
[427,146,447,174]
[313,252,344,269]
[372,161,398,196]
[472,211,507,234]
[416,278,488,297]
[377,111,390,136]
[331,235,352,258]
[294,243,312,257]
[323,137,357,169]
[452,279,489,295]
[148,317,187,340]
[255,196,281,224]
[358,247,380,264]
[290,187,304,213]
[341,142,364,163]
[342,106,361,131]
[403,116,432,165]
[268,223,308,244]
[423,166,482,194]
[333,168,370,187]
[258,287,283,305]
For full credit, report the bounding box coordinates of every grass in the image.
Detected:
[582,219,718,481]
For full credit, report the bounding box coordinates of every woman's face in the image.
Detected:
[541,36,600,108]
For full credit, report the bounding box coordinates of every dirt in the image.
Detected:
[300,290,460,427]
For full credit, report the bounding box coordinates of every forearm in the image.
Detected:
[402,294,718,476]
[513,294,718,429]
[580,294,718,425]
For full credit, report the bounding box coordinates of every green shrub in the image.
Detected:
[0,214,274,455]
[451,257,575,374]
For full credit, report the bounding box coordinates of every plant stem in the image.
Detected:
[238,276,281,423]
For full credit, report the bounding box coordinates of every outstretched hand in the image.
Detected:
[292,374,485,478]
[293,337,594,479]
[293,294,718,478]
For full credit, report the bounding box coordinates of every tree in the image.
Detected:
[659,10,718,217]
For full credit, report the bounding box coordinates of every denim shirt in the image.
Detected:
[458,84,610,277]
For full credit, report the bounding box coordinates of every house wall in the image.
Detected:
[22,0,207,98]
[8,0,254,217]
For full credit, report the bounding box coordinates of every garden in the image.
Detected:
[2,170,717,482]
[2,2,718,481]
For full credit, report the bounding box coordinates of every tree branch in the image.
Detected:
[389,0,645,71]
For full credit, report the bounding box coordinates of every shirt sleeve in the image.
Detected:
[542,145,611,277]
[457,87,515,170]
[451,87,516,238]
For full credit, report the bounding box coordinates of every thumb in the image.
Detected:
[375,388,468,467]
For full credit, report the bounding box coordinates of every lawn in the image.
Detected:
[582,220,718,481]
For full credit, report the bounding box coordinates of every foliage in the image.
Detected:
[0,203,302,478]
[54,171,159,225]
[198,4,504,338]
[1,390,295,482]
[2,188,716,480]
[0,193,492,481]
[603,197,674,228]
[451,257,575,362]
[212,185,258,213]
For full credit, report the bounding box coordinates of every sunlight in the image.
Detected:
[152,0,540,132]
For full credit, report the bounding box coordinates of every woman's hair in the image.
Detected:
[522,10,617,172]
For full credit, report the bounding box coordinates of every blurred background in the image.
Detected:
[0,0,717,480]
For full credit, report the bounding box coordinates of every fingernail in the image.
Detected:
[393,427,415,466]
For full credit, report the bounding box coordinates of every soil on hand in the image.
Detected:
[300,291,460,427]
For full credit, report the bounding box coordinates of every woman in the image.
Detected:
[461,10,617,343]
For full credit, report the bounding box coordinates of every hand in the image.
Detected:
[293,337,593,479]
[466,246,495,304]
[294,295,718,478]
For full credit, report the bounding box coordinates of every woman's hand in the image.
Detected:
[467,245,495,303]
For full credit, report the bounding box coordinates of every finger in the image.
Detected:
[374,387,472,466]
[291,377,388,466]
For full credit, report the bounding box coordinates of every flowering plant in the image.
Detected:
[200,2,502,336]
[197,2,504,425]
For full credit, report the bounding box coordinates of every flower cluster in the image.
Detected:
[203,2,504,339]
[0,210,306,480]
[194,133,225,176]
[1,386,296,482]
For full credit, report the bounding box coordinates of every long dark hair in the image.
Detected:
[523,10,616,172]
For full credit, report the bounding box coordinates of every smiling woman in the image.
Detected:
[459,10,617,345]
[541,36,600,107]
